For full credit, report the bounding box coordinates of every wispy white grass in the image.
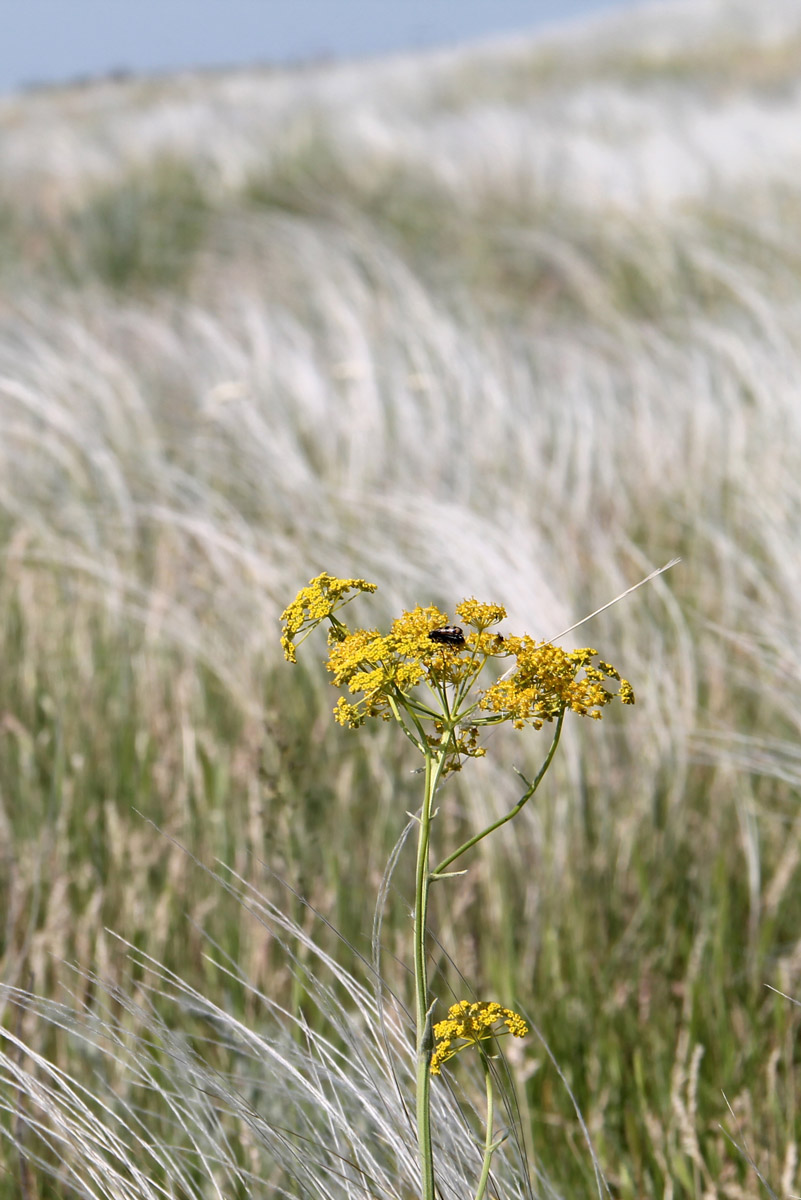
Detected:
[5,23,801,222]
[3,0,801,210]
[1,861,552,1199]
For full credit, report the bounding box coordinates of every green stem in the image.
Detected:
[473,1053,496,1200]
[413,736,450,1200]
[385,693,425,753]
[432,707,565,878]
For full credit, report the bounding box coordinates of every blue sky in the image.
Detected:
[2,0,634,94]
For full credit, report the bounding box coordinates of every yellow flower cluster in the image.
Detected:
[329,624,428,726]
[280,573,377,662]
[430,1000,529,1076]
[280,576,634,741]
[327,604,500,729]
[454,599,508,629]
[479,638,635,729]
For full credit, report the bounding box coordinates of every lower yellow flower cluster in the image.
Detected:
[430,1000,529,1076]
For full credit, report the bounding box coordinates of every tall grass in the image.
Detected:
[3,0,801,1194]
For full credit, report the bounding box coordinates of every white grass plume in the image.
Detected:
[1,861,560,1199]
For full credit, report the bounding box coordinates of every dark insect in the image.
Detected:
[429,626,466,647]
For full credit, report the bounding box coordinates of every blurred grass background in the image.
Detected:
[3,2,801,1194]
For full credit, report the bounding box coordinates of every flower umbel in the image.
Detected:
[280,572,377,662]
[479,638,635,729]
[430,1000,529,1076]
[282,577,634,769]
[327,604,492,732]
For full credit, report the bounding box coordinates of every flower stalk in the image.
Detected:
[413,740,441,1199]
[281,574,635,1197]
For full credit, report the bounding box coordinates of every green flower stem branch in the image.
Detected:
[280,574,635,1199]
[432,708,565,880]
[413,737,451,1200]
[475,1051,501,1200]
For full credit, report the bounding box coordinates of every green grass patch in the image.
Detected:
[53,157,213,292]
